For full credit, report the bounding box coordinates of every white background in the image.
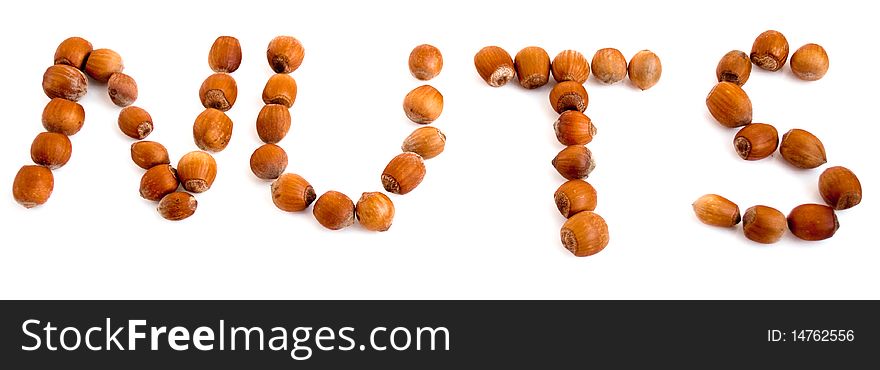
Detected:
[1,0,876,299]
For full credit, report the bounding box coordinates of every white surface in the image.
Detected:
[1,0,876,299]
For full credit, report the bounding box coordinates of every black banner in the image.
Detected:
[1,301,875,367]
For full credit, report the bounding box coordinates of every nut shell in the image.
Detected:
[139,165,179,201]
[271,173,316,212]
[42,98,85,136]
[118,106,153,140]
[256,104,292,144]
[560,211,609,257]
[554,179,597,218]
[356,192,395,232]
[551,50,590,84]
[382,152,426,195]
[819,166,861,210]
[706,82,752,128]
[158,192,198,221]
[742,205,787,244]
[108,73,138,107]
[409,44,443,80]
[751,30,789,71]
[549,81,589,114]
[401,126,446,160]
[130,141,170,170]
[193,108,233,152]
[54,37,92,70]
[591,48,627,84]
[12,165,54,208]
[514,46,551,89]
[790,43,829,81]
[261,74,297,108]
[177,151,217,193]
[628,50,662,90]
[552,145,595,180]
[84,48,123,83]
[313,191,356,230]
[734,123,778,160]
[779,129,826,169]
[716,50,752,86]
[267,36,305,74]
[42,65,88,101]
[208,36,242,73]
[787,204,838,241]
[403,85,443,124]
[693,194,741,227]
[474,46,514,87]
[250,144,288,180]
[554,111,596,146]
[199,73,238,111]
[30,132,72,169]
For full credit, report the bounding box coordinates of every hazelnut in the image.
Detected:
[267,36,305,74]
[158,192,198,221]
[42,65,87,101]
[271,173,316,212]
[473,46,515,87]
[551,50,590,84]
[819,166,861,210]
[208,36,242,73]
[139,164,179,201]
[42,98,85,136]
[549,81,589,114]
[706,82,752,128]
[790,43,829,81]
[199,73,238,112]
[692,194,741,227]
[261,74,297,108]
[560,211,609,257]
[742,205,787,244]
[751,30,789,71]
[779,129,826,169]
[256,104,292,144]
[787,204,838,241]
[716,50,752,86]
[409,44,443,80]
[84,48,123,83]
[250,143,288,180]
[552,145,595,180]
[514,46,551,89]
[54,37,92,70]
[734,123,778,160]
[401,126,446,160]
[356,192,395,232]
[554,111,596,146]
[108,73,138,107]
[591,48,627,84]
[554,179,597,218]
[177,151,217,193]
[628,50,662,90]
[30,132,72,169]
[130,141,170,170]
[118,106,153,140]
[403,85,443,124]
[193,108,233,152]
[313,191,356,230]
[382,152,426,195]
[12,165,54,208]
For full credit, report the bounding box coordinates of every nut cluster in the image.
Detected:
[698,31,858,243]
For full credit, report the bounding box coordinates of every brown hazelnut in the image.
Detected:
[514,46,551,89]
[549,81,589,113]
[177,151,217,193]
[261,74,297,108]
[473,46,514,87]
[199,73,238,111]
[401,126,446,160]
[779,129,826,169]
[790,43,829,81]
[108,73,138,107]
[13,165,54,208]
[716,50,752,86]
[193,108,233,152]
[208,36,242,73]
[130,141,170,170]
[751,30,789,71]
[250,143,288,180]
[118,106,153,140]
[267,36,305,74]
[30,132,72,169]
[382,152,426,195]
[552,145,595,180]
[313,191,356,230]
[591,48,627,84]
[403,85,443,124]
[628,50,662,90]
[356,192,395,232]
[140,164,179,201]
[158,192,198,221]
[409,44,443,80]
[84,48,123,83]
[742,205,787,244]
[554,111,596,146]
[554,179,597,218]
[42,98,85,136]
[734,123,778,160]
[54,37,92,70]
[551,50,590,84]
[271,173,316,212]
[819,166,861,210]
[706,82,752,128]
[560,211,609,257]
[692,194,741,227]
[256,104,292,144]
[42,65,87,101]
[787,204,838,241]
